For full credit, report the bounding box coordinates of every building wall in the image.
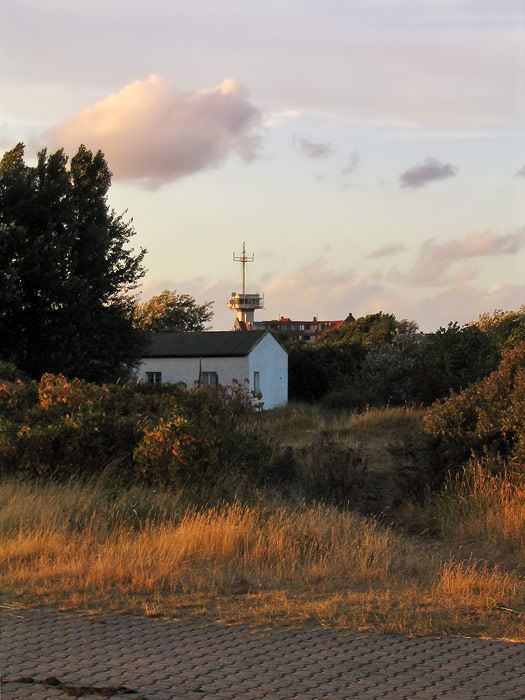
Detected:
[136,355,249,390]
[247,333,288,410]
[253,318,343,344]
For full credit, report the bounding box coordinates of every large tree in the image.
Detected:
[0,143,146,381]
[133,290,213,333]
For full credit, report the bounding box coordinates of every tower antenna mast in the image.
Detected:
[233,242,254,296]
[228,242,264,329]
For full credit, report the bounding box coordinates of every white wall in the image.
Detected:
[136,355,249,389]
[248,333,288,409]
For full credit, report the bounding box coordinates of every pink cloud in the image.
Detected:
[42,75,262,189]
[403,228,525,287]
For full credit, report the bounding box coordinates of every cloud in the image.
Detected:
[42,75,262,189]
[367,242,407,259]
[399,157,458,189]
[402,282,525,333]
[342,150,360,175]
[296,137,334,159]
[515,165,525,178]
[261,257,391,320]
[400,228,525,287]
[264,110,300,127]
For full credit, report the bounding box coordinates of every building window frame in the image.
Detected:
[146,371,162,384]
[201,371,218,390]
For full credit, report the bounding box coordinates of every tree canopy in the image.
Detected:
[133,290,214,333]
[0,143,146,381]
[317,311,418,347]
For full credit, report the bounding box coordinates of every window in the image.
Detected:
[253,371,261,394]
[146,371,162,384]
[201,372,218,390]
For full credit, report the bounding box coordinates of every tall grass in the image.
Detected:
[417,461,525,566]
[1,477,523,639]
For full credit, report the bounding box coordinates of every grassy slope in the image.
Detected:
[1,403,524,639]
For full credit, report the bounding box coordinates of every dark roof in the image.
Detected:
[143,330,270,358]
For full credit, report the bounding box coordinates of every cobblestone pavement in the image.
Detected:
[1,607,524,700]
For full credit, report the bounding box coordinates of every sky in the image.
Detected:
[1,0,524,332]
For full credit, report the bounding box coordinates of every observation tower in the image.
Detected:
[228,242,264,330]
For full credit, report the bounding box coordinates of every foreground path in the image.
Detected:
[1,607,523,700]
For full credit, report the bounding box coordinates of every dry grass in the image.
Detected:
[259,402,424,476]
[1,478,523,640]
[414,461,525,567]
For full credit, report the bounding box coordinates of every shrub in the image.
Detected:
[415,322,499,404]
[361,333,425,405]
[0,361,28,382]
[0,373,271,495]
[423,341,525,465]
[389,342,525,502]
[320,387,375,411]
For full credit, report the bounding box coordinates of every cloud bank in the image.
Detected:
[515,165,525,178]
[399,157,458,189]
[400,228,525,287]
[43,75,262,188]
[296,137,333,159]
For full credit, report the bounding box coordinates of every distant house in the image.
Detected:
[253,313,355,344]
[136,330,288,410]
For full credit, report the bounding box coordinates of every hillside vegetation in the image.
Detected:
[0,328,524,639]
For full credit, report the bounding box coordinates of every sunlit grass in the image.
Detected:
[1,478,523,640]
[411,461,525,567]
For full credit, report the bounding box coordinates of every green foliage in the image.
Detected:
[415,322,499,403]
[0,143,146,381]
[424,341,525,465]
[288,342,365,402]
[289,308,524,408]
[0,374,270,494]
[471,306,525,353]
[390,342,525,501]
[320,386,376,411]
[289,312,418,404]
[318,312,418,348]
[0,361,27,382]
[133,289,214,333]
[361,333,426,405]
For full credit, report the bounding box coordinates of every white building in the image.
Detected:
[136,330,288,410]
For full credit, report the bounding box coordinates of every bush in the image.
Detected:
[320,387,375,411]
[0,361,28,382]
[389,342,525,501]
[423,341,525,465]
[0,373,270,492]
[415,322,499,404]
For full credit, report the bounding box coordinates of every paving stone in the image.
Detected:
[1,607,524,700]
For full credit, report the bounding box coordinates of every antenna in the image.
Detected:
[228,242,264,329]
[233,242,254,296]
